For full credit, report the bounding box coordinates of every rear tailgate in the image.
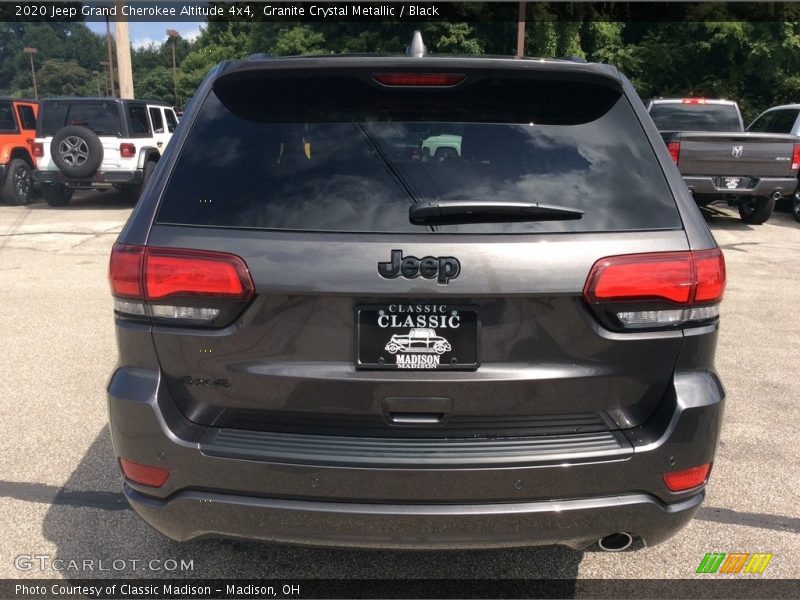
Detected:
[134,60,692,438]
[672,132,798,177]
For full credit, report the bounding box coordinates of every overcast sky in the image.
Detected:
[86,21,205,50]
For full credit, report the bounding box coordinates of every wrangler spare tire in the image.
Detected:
[50,126,103,178]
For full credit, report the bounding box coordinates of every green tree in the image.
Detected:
[34,58,93,96]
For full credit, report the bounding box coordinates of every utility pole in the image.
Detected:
[166,29,181,108]
[516,1,526,58]
[23,47,38,99]
[114,3,134,98]
[105,17,115,97]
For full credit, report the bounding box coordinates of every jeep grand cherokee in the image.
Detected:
[107,36,726,551]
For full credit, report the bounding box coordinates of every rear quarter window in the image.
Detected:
[16,105,36,130]
[127,105,151,137]
[157,71,682,234]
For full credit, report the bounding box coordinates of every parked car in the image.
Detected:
[422,133,462,161]
[107,33,727,551]
[647,98,800,224]
[0,97,38,205]
[31,98,178,206]
[747,103,800,222]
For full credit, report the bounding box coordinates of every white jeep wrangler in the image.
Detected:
[32,98,178,206]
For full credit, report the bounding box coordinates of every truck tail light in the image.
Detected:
[666,141,680,164]
[108,244,254,326]
[681,98,707,104]
[663,463,712,492]
[582,249,725,330]
[792,144,800,171]
[120,143,136,158]
[32,142,43,158]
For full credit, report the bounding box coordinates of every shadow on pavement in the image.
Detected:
[41,426,584,582]
[24,189,137,211]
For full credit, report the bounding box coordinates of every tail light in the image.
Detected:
[681,98,707,104]
[32,142,43,158]
[792,144,800,171]
[663,463,712,492]
[666,141,680,164]
[372,73,466,87]
[119,458,169,487]
[109,244,255,327]
[582,249,726,330]
[120,143,136,158]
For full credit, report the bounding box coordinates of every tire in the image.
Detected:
[434,343,447,355]
[434,147,458,162]
[140,160,156,195]
[793,196,800,223]
[2,158,33,205]
[738,197,775,224]
[50,126,103,178]
[41,183,74,207]
[386,343,399,355]
[125,160,156,201]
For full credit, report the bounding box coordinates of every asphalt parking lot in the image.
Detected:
[0,191,798,583]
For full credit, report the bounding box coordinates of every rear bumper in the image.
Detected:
[108,364,724,549]
[125,484,703,550]
[32,169,141,187]
[684,175,798,197]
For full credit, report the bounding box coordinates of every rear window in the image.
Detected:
[42,101,121,136]
[649,103,742,132]
[157,72,681,234]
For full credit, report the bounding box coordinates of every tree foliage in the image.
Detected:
[3,18,800,120]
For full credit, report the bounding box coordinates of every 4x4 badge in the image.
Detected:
[378,249,460,284]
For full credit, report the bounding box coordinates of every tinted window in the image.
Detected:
[649,103,742,132]
[750,109,799,134]
[16,105,36,130]
[42,102,121,136]
[128,105,151,136]
[0,101,17,132]
[164,109,178,133]
[158,74,681,234]
[149,107,164,133]
[747,111,775,133]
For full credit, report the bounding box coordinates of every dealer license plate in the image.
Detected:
[356,304,478,370]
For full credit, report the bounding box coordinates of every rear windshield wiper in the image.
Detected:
[409,200,584,226]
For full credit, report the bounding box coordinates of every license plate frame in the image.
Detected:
[355,303,479,371]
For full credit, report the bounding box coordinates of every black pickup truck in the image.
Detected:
[647,98,800,224]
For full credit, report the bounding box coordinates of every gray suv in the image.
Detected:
[107,38,726,551]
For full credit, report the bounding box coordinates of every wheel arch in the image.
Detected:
[9,147,34,166]
[137,147,161,169]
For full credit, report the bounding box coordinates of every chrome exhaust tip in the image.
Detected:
[598,532,634,552]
